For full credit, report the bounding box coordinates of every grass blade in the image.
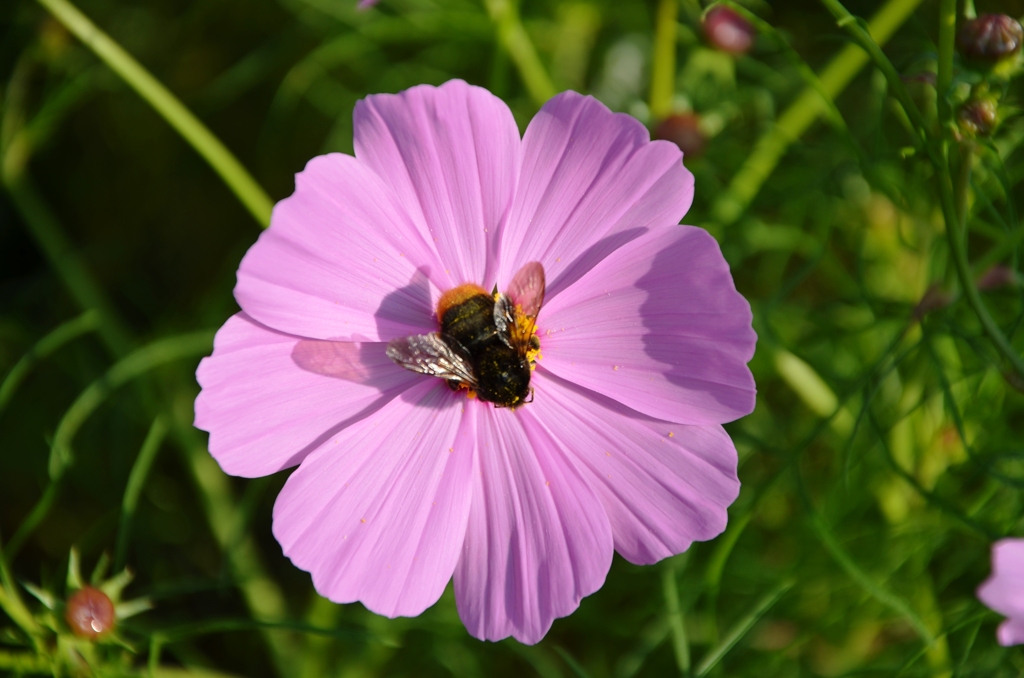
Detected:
[694,579,794,677]
[116,415,169,571]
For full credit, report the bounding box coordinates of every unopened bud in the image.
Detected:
[977,264,1016,290]
[655,113,707,158]
[703,6,755,55]
[957,97,999,137]
[913,284,951,320]
[957,14,1022,64]
[65,587,115,639]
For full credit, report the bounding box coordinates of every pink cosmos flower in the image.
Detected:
[194,80,756,643]
[978,538,1024,646]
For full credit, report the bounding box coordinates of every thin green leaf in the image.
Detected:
[0,310,99,416]
[694,579,794,677]
[5,331,214,561]
[115,415,169,571]
[553,646,595,678]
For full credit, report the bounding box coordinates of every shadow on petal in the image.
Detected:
[637,230,756,420]
[546,228,647,300]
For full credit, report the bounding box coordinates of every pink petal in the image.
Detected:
[539,225,755,425]
[195,313,420,477]
[354,80,521,288]
[454,404,613,644]
[997,618,1024,647]
[272,380,473,618]
[979,538,1024,618]
[529,370,739,564]
[235,153,444,341]
[498,91,693,299]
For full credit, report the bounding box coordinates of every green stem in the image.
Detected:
[5,332,214,560]
[0,650,50,675]
[649,0,679,120]
[115,415,169,571]
[483,0,557,107]
[0,535,45,648]
[0,310,100,415]
[941,155,1024,378]
[33,0,273,227]
[721,1,848,132]
[48,331,215,480]
[694,580,794,677]
[3,175,133,354]
[954,142,973,230]
[937,0,956,121]
[711,0,924,225]
[813,0,1024,380]
[662,556,690,675]
[818,0,928,136]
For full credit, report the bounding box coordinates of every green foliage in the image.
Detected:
[2,0,1024,675]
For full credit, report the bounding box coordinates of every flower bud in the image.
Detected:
[957,97,999,137]
[65,587,116,639]
[703,6,755,55]
[913,284,951,320]
[655,113,707,158]
[977,264,1017,291]
[957,14,1022,65]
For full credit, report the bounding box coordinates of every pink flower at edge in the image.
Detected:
[979,538,1024,646]
[194,80,756,644]
[357,0,379,8]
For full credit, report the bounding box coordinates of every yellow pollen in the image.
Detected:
[360,518,367,523]
[668,432,674,438]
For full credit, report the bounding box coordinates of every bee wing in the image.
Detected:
[507,261,545,319]
[386,334,477,386]
[492,294,516,349]
[501,262,545,355]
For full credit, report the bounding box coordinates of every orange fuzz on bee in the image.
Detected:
[436,283,489,321]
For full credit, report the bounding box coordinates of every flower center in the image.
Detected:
[435,283,540,407]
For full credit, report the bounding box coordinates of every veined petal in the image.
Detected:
[272,380,473,618]
[498,91,693,298]
[195,313,419,477]
[539,225,755,425]
[529,371,739,565]
[235,153,443,342]
[454,404,613,644]
[354,80,521,288]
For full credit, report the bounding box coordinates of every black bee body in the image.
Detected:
[439,292,531,407]
[385,262,545,410]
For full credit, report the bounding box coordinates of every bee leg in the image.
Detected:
[446,379,462,391]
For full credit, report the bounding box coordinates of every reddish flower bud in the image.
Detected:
[957,14,1023,64]
[913,284,951,320]
[655,113,707,158]
[65,587,116,639]
[957,97,999,137]
[977,264,1017,291]
[703,6,755,55]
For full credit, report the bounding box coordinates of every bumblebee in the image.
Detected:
[386,262,545,408]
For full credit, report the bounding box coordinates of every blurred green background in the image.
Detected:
[2,0,1024,675]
